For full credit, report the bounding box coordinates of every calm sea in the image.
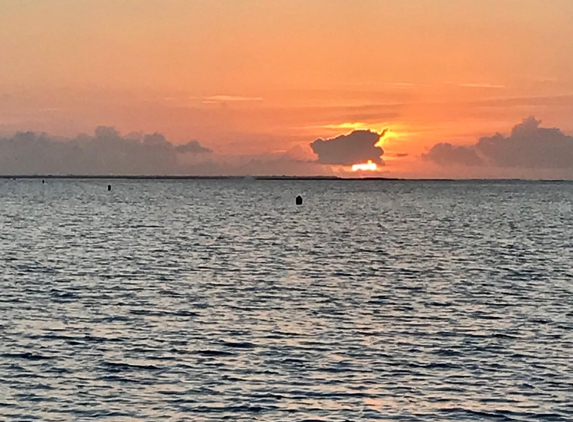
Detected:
[1,179,572,421]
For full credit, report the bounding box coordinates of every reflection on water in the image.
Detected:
[1,179,572,420]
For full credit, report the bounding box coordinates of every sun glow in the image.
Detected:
[352,160,378,172]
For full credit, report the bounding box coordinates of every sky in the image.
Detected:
[1,0,573,177]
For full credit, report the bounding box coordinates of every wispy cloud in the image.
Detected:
[470,94,573,107]
[200,95,263,104]
[458,83,506,89]
[320,122,373,130]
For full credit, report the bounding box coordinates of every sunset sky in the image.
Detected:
[1,0,573,177]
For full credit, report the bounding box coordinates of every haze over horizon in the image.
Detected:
[2,0,573,178]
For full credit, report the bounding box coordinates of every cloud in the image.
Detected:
[424,117,573,170]
[176,140,213,154]
[204,95,263,102]
[0,126,213,175]
[198,95,263,105]
[470,95,573,108]
[476,117,573,168]
[423,143,483,167]
[0,126,335,176]
[458,83,506,89]
[310,129,386,165]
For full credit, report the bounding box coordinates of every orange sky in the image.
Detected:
[1,0,573,177]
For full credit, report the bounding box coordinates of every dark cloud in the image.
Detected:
[0,126,333,176]
[423,143,483,167]
[475,117,573,168]
[0,126,213,175]
[310,129,386,165]
[176,140,213,154]
[424,117,573,169]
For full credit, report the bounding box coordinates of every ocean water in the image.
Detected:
[1,178,572,421]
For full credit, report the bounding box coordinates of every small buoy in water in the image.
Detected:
[42,180,45,184]
[295,195,303,205]
[107,184,111,191]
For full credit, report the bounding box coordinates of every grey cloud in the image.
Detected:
[423,143,483,167]
[475,117,573,168]
[142,132,170,147]
[0,126,330,176]
[176,140,213,154]
[310,129,386,165]
[0,126,213,175]
[424,117,573,169]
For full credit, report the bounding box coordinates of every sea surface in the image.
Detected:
[1,178,572,421]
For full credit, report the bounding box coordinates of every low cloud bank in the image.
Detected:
[424,117,573,169]
[0,126,214,175]
[423,143,483,167]
[0,126,334,176]
[310,129,386,165]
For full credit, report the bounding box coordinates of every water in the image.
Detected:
[1,178,573,421]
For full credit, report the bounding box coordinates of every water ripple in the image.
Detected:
[1,179,572,420]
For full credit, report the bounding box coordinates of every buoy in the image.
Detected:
[295,195,303,205]
[108,184,111,191]
[42,180,45,184]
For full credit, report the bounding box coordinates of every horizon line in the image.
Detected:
[1,175,572,183]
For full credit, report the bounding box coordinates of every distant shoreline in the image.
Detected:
[1,175,571,182]
[0,175,407,181]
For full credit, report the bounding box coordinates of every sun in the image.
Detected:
[352,160,378,172]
